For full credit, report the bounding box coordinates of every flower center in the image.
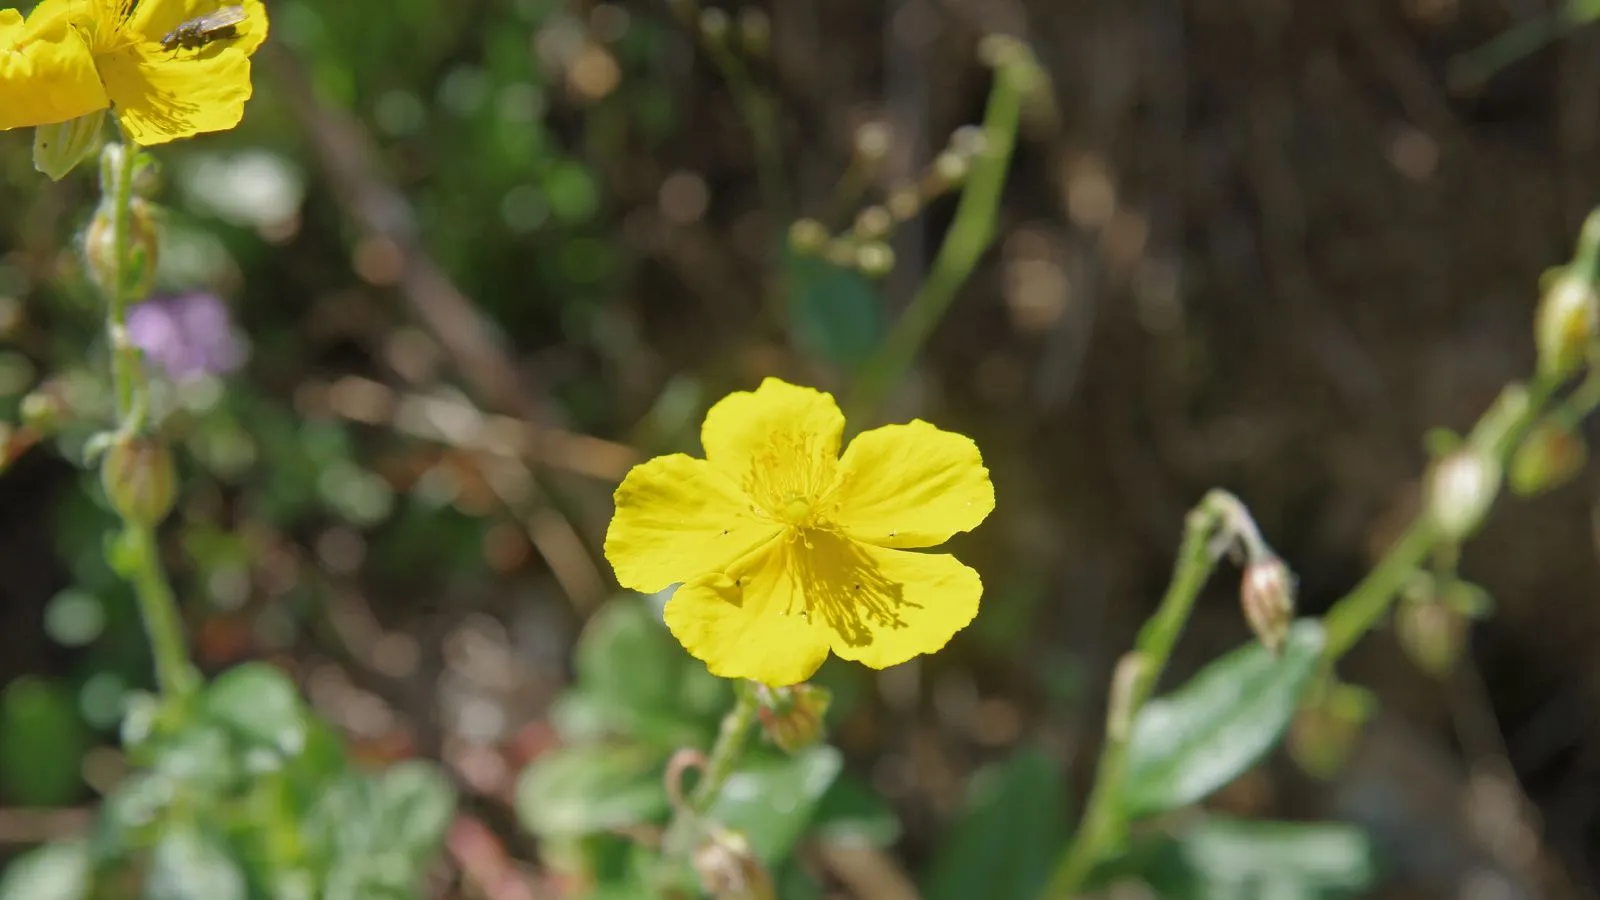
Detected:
[781,495,813,525]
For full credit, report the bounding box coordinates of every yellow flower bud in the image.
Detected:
[1510,421,1587,497]
[19,381,71,438]
[853,206,893,241]
[736,8,770,56]
[1240,556,1296,655]
[1426,448,1501,543]
[931,151,970,190]
[698,7,730,43]
[787,219,829,255]
[83,198,160,301]
[1289,681,1374,781]
[1395,596,1467,678]
[854,242,896,279]
[100,436,178,528]
[755,683,831,753]
[853,122,891,164]
[1534,271,1598,382]
[692,826,774,900]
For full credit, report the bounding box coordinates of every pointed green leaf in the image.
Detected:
[204,662,306,759]
[1141,815,1376,900]
[1123,620,1326,819]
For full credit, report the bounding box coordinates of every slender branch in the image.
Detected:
[846,49,1032,424]
[656,680,762,884]
[1042,490,1238,898]
[99,137,198,698]
[1548,366,1600,430]
[123,526,199,697]
[1322,377,1558,661]
[689,681,760,812]
[106,140,140,418]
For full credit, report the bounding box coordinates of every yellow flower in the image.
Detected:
[605,378,995,686]
[1,0,268,145]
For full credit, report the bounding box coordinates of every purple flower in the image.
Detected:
[125,293,247,382]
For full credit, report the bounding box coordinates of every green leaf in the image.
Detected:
[580,834,662,900]
[1122,620,1326,819]
[0,676,90,806]
[204,662,306,759]
[784,248,886,368]
[774,860,827,900]
[91,772,173,864]
[145,829,247,900]
[303,774,384,860]
[808,774,902,847]
[569,597,727,747]
[280,719,350,811]
[704,746,843,864]
[152,723,238,792]
[0,841,90,900]
[374,760,457,855]
[1141,815,1377,900]
[921,747,1070,900]
[323,853,422,900]
[515,744,671,839]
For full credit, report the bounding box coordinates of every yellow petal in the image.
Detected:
[700,378,844,516]
[604,453,780,594]
[129,0,269,57]
[829,420,994,549]
[97,38,253,145]
[803,532,981,669]
[663,538,832,686]
[0,3,110,130]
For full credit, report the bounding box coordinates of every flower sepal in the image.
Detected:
[754,683,831,754]
[32,110,105,181]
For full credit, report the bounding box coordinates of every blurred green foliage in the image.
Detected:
[2,663,454,899]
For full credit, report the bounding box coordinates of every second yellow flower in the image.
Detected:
[1,0,268,145]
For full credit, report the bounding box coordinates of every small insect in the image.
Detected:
[159,5,248,54]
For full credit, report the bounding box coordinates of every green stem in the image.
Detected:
[107,139,140,419]
[1448,4,1591,89]
[1321,521,1438,661]
[99,138,196,698]
[1549,367,1600,430]
[1042,491,1237,899]
[689,680,760,812]
[845,56,1029,424]
[123,526,199,697]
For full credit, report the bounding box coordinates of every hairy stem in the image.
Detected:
[123,526,199,697]
[1322,376,1558,661]
[107,139,140,418]
[100,138,197,698]
[846,50,1031,424]
[689,680,761,812]
[1042,490,1238,899]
